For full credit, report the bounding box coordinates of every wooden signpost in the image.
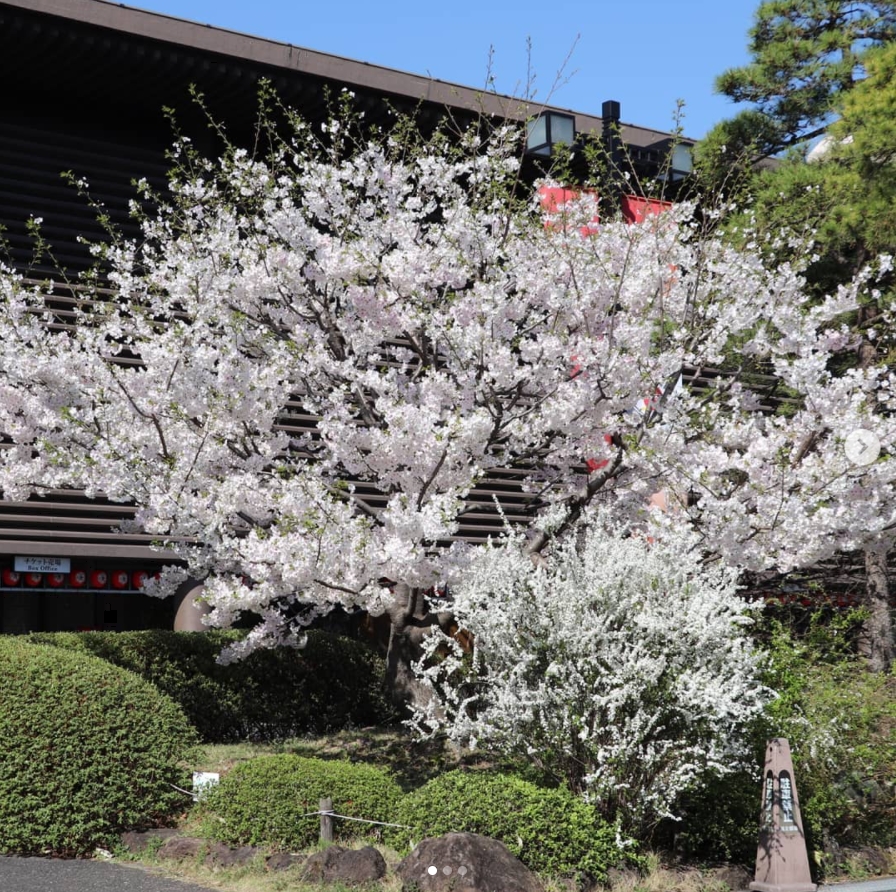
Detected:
[751,738,816,892]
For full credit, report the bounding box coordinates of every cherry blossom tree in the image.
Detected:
[0,114,894,701]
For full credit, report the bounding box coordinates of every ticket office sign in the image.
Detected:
[13,556,72,574]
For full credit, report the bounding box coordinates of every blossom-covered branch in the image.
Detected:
[0,113,893,670]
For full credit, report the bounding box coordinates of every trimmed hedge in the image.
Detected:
[0,638,197,856]
[396,770,629,879]
[26,629,394,742]
[203,755,403,849]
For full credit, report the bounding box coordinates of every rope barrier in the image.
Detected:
[328,811,412,830]
[170,783,199,801]
[297,808,412,829]
[171,786,415,830]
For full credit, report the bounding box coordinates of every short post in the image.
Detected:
[750,738,815,892]
[319,797,334,844]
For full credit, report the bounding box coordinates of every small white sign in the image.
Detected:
[14,556,71,573]
[192,772,220,800]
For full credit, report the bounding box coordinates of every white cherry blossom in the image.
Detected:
[0,120,893,672]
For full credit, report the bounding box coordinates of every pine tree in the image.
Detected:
[716,0,896,154]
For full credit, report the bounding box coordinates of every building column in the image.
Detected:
[173,582,211,631]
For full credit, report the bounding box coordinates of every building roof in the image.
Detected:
[1,0,691,277]
[0,0,689,147]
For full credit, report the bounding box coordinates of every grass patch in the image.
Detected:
[197,726,509,791]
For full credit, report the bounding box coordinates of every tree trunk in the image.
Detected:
[856,332,893,673]
[383,583,448,711]
[860,544,894,672]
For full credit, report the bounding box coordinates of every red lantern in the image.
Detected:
[132,571,149,590]
[1,569,20,586]
[111,570,130,590]
[90,570,108,589]
[69,569,87,588]
[25,572,43,587]
[46,572,66,588]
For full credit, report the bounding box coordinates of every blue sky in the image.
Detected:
[129,0,761,140]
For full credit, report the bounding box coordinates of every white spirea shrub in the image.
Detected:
[412,519,771,831]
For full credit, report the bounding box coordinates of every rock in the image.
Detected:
[841,846,894,875]
[266,851,306,871]
[156,837,205,860]
[397,832,544,892]
[301,845,387,885]
[210,844,261,867]
[120,829,180,854]
[155,836,256,865]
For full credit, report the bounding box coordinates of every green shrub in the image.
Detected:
[0,638,197,856]
[660,769,761,866]
[396,769,629,879]
[26,629,394,742]
[760,616,896,852]
[663,612,896,869]
[203,754,403,849]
